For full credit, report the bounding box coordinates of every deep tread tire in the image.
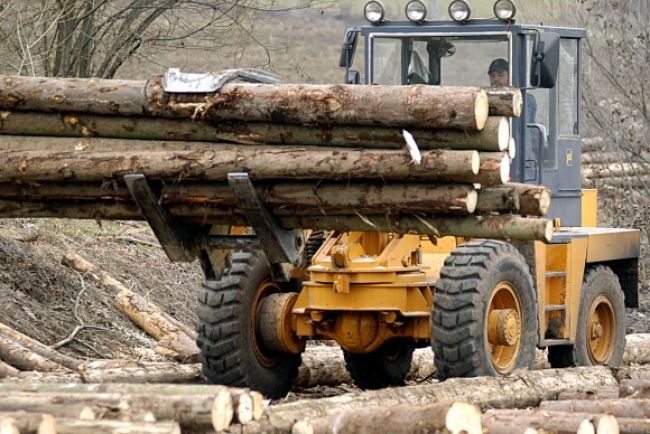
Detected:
[197,250,300,399]
[431,240,538,380]
[343,339,414,389]
[549,266,625,368]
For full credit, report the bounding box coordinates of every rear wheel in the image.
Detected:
[197,250,301,399]
[548,266,625,368]
[432,240,538,379]
[343,339,414,389]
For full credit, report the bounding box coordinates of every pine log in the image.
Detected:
[0,419,18,434]
[475,187,520,214]
[0,335,65,372]
[624,334,650,365]
[0,148,481,183]
[239,367,618,434]
[620,379,650,398]
[581,163,647,179]
[0,383,263,423]
[615,366,650,381]
[0,181,480,215]
[52,419,182,434]
[0,322,81,371]
[478,152,510,185]
[0,391,233,432]
[295,346,435,388]
[0,412,55,434]
[0,361,19,378]
[540,399,650,418]
[583,176,650,189]
[482,409,618,434]
[581,151,650,165]
[486,87,522,118]
[292,402,482,434]
[0,114,511,152]
[0,76,490,130]
[0,370,83,383]
[504,183,551,216]
[61,252,199,361]
[78,363,203,383]
[581,137,605,153]
[0,201,554,241]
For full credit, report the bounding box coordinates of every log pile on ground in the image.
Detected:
[0,75,553,241]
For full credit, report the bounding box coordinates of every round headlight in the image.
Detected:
[493,0,517,21]
[405,0,427,23]
[448,0,471,22]
[364,0,386,24]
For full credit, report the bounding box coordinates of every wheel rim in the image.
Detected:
[587,295,615,364]
[486,282,523,374]
[251,279,281,368]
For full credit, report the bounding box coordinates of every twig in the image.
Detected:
[53,270,110,350]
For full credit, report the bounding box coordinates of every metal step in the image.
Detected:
[542,338,572,347]
[545,271,567,278]
[545,304,566,311]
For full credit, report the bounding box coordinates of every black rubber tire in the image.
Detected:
[548,266,625,368]
[431,240,538,380]
[197,250,301,399]
[343,339,414,389]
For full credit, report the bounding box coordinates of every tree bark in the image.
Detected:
[292,402,482,434]
[0,76,490,130]
[475,187,520,214]
[620,379,650,398]
[54,419,181,434]
[0,392,233,432]
[294,345,435,388]
[581,163,646,179]
[0,181,480,215]
[0,322,81,370]
[486,87,522,118]
[0,413,55,434]
[0,383,263,423]
[481,409,618,434]
[540,399,650,418]
[0,360,19,378]
[0,335,66,372]
[624,334,650,365]
[477,152,510,185]
[0,201,554,241]
[0,148,481,183]
[61,252,199,361]
[240,366,618,434]
[0,114,510,152]
[78,363,203,384]
[504,183,551,216]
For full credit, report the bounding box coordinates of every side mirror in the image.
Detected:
[530,32,560,89]
[345,70,360,84]
[339,27,359,69]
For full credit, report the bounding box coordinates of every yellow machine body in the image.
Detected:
[288,190,640,354]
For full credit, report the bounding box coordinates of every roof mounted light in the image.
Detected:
[364,0,386,25]
[448,0,471,22]
[493,0,517,21]
[405,0,427,23]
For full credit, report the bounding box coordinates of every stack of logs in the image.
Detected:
[0,75,552,241]
[581,137,650,189]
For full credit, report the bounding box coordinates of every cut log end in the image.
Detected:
[497,117,511,151]
[210,386,234,432]
[79,407,97,420]
[543,220,554,242]
[446,403,482,434]
[38,414,57,434]
[577,420,596,434]
[471,151,480,175]
[508,137,516,160]
[595,415,619,434]
[474,90,489,131]
[500,154,511,184]
[466,190,478,214]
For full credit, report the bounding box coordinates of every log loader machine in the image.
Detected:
[194,0,641,398]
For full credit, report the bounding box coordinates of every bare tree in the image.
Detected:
[0,0,327,78]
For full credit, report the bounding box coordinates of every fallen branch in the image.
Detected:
[61,252,198,361]
[0,322,81,370]
[0,334,66,372]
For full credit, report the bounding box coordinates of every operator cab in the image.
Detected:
[339,0,586,226]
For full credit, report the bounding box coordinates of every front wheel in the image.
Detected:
[196,250,301,399]
[431,240,538,379]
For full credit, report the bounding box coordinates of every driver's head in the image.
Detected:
[488,58,509,86]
